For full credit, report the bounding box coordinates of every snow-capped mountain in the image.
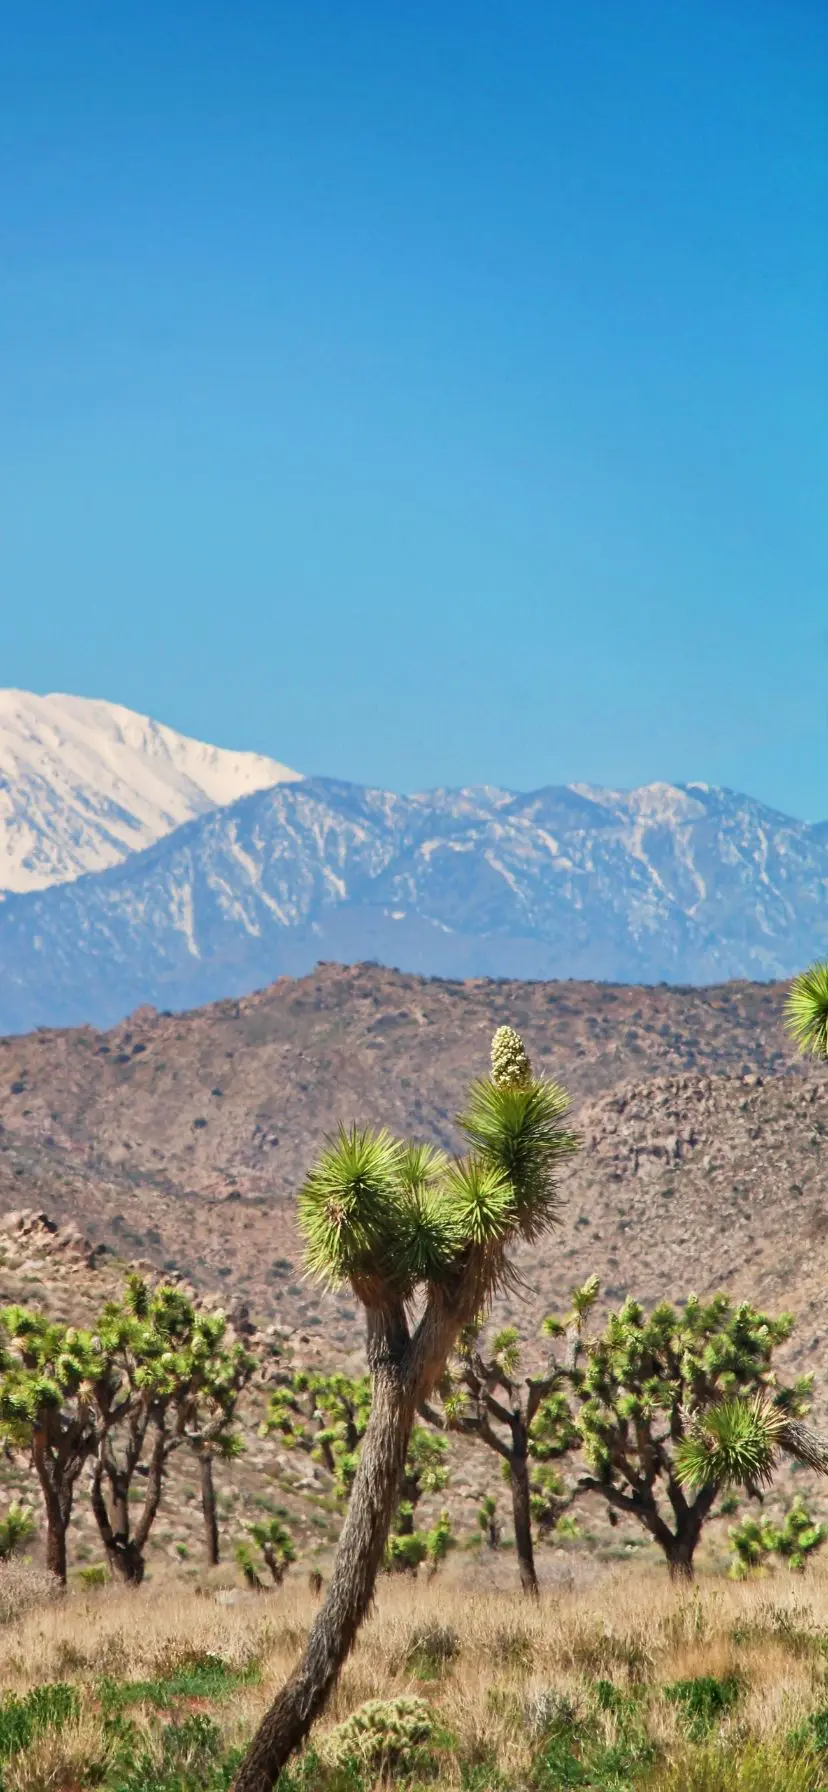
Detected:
[0,773,824,1033]
[0,690,301,893]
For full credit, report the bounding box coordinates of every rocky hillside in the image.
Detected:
[0,964,826,1400]
[1,775,827,1031]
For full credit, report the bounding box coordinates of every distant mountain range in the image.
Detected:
[0,690,299,893]
[0,696,824,1032]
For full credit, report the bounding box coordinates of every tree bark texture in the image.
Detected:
[232,1287,470,1792]
[200,1451,220,1567]
[509,1449,539,1597]
[90,1427,168,1584]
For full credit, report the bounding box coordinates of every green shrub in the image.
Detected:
[0,1505,35,1562]
[664,1673,742,1737]
[0,1682,79,1761]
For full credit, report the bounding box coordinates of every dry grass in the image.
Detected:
[3,1556,828,1787]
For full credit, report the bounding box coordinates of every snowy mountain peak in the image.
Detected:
[0,690,301,893]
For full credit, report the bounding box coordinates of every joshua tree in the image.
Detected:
[264,1369,371,1502]
[728,1498,828,1579]
[89,1277,254,1584]
[385,1426,451,1573]
[477,1494,502,1550]
[423,1312,578,1596]
[549,1283,814,1580]
[237,1516,296,1589]
[0,1310,101,1582]
[232,1024,576,1791]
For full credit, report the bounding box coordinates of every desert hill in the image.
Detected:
[0,964,824,1392]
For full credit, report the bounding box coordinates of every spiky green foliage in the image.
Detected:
[237,1515,296,1587]
[298,1127,406,1293]
[458,1078,576,1242]
[297,1030,575,1307]
[0,1502,35,1560]
[263,1369,371,1501]
[86,1279,256,1580]
[729,1497,828,1579]
[426,1315,578,1592]
[677,1396,785,1493]
[546,1284,811,1576]
[786,962,828,1060]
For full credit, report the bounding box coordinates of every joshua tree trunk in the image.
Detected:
[664,1533,697,1582]
[509,1452,539,1598]
[232,1297,461,1792]
[31,1432,81,1587]
[39,1479,69,1585]
[200,1450,220,1567]
[90,1428,168,1586]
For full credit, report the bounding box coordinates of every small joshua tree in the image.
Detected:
[237,1516,296,1589]
[89,1277,254,1584]
[424,1313,577,1596]
[477,1493,501,1550]
[729,1498,828,1579]
[0,1502,36,1561]
[232,1025,576,1792]
[264,1369,371,1502]
[0,1311,102,1582]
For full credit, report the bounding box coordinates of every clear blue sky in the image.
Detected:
[1,2,826,814]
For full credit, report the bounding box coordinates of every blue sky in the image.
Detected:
[1,2,826,815]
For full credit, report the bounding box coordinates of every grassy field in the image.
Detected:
[5,1560,828,1788]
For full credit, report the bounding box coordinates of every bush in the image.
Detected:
[401,1623,460,1678]
[664,1673,742,1738]
[322,1697,439,1774]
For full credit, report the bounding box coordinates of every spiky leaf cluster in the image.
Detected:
[0,1309,105,1448]
[570,1293,805,1483]
[786,962,828,1060]
[0,1503,35,1561]
[297,1029,576,1305]
[677,1396,785,1493]
[729,1497,828,1578]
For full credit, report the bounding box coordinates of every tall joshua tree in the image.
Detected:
[232,1026,576,1792]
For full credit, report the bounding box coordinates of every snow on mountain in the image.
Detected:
[0,773,824,1034]
[0,690,301,893]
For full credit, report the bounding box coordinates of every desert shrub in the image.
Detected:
[654,1737,824,1792]
[76,1563,110,1589]
[104,1711,241,1792]
[0,1505,35,1562]
[664,1673,742,1738]
[0,1684,79,1763]
[321,1696,440,1775]
[0,1561,61,1625]
[400,1622,460,1678]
